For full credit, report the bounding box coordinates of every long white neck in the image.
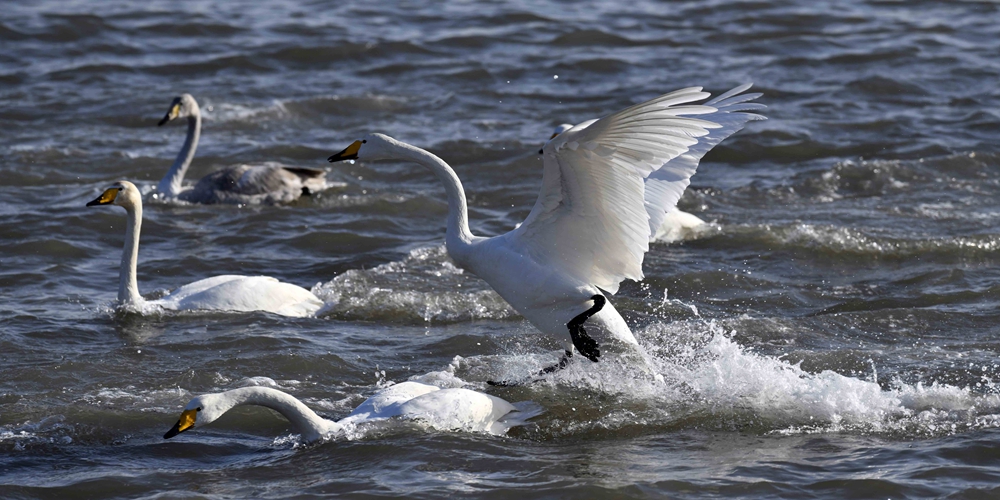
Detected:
[119,202,143,306]
[157,114,200,197]
[385,139,475,256]
[221,387,342,443]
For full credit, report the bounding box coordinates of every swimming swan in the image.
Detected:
[546,84,766,243]
[163,382,518,442]
[328,85,764,376]
[157,94,328,204]
[87,181,323,317]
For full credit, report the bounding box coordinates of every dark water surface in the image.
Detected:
[3,0,1000,498]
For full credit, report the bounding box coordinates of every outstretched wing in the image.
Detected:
[644,84,766,235]
[506,87,724,294]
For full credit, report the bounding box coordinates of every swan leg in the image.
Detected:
[487,350,573,387]
[567,294,604,363]
[538,350,573,375]
[487,296,605,386]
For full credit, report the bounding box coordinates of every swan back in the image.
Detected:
[344,381,441,421]
[152,275,323,318]
[342,381,516,434]
[397,388,517,434]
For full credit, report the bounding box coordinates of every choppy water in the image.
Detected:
[3,0,1000,498]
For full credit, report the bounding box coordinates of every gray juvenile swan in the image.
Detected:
[156,94,328,204]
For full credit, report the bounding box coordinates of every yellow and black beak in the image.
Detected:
[158,99,182,126]
[328,140,363,163]
[163,408,198,439]
[86,187,120,207]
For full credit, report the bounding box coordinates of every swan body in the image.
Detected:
[546,84,765,243]
[87,181,323,317]
[653,208,706,242]
[164,382,519,443]
[157,94,327,204]
[328,85,764,367]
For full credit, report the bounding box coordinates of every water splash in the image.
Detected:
[313,245,516,323]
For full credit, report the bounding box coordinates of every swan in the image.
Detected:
[163,381,519,442]
[545,84,765,243]
[156,94,328,204]
[87,180,323,317]
[328,85,764,378]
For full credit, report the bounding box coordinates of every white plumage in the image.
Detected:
[87,181,323,317]
[327,85,764,371]
[547,83,766,244]
[163,381,519,443]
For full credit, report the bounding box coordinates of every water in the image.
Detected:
[2,0,1000,497]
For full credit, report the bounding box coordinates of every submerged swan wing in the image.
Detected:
[509,87,725,293]
[644,84,766,235]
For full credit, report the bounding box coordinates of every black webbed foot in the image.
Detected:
[567,294,604,363]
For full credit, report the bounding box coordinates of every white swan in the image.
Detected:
[87,181,323,317]
[546,84,766,243]
[156,94,328,204]
[163,381,518,442]
[328,85,764,378]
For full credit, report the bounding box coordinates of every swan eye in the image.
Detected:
[362,140,367,144]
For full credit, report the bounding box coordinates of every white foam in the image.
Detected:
[478,319,1000,436]
[312,245,516,323]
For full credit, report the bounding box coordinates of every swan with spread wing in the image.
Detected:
[328,85,765,380]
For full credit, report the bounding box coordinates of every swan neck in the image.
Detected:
[229,387,340,442]
[119,203,142,306]
[391,142,474,251]
[158,114,200,197]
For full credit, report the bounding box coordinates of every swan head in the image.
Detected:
[163,392,228,439]
[327,133,402,163]
[158,93,200,126]
[538,123,574,154]
[86,180,142,210]
[550,123,574,140]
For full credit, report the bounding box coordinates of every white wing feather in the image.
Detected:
[508,87,724,293]
[644,84,766,234]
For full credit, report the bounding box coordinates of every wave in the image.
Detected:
[698,223,1000,263]
[312,245,516,324]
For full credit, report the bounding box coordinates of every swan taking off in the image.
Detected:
[545,84,766,243]
[157,94,328,204]
[163,382,519,443]
[87,181,323,317]
[328,85,764,378]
